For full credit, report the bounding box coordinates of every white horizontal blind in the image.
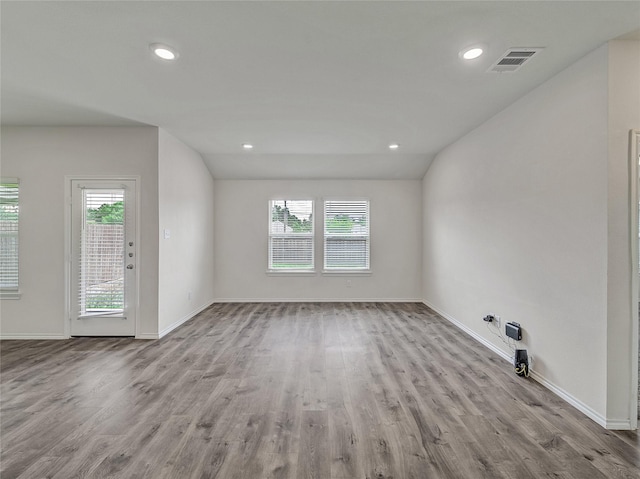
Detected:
[269,200,314,270]
[79,189,125,316]
[0,179,19,290]
[324,200,370,270]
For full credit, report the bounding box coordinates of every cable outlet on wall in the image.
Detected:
[483,313,500,328]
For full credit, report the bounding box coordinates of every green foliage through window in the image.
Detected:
[324,214,367,233]
[87,201,124,224]
[271,204,312,233]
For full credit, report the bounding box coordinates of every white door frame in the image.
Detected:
[629,130,639,430]
[64,176,141,338]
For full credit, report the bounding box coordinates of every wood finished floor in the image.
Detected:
[1,302,639,479]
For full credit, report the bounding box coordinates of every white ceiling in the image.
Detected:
[2,1,639,179]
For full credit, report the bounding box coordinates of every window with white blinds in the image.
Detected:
[0,179,20,292]
[324,200,370,271]
[79,189,125,315]
[269,200,314,271]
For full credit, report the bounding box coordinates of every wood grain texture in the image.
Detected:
[2,302,639,478]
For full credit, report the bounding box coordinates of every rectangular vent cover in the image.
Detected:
[489,48,543,73]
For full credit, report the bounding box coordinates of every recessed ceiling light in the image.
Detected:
[460,46,484,60]
[389,143,400,150]
[150,43,178,61]
[242,143,254,150]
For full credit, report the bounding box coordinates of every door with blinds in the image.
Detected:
[70,180,137,336]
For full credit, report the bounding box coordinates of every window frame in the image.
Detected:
[0,178,21,299]
[323,198,371,273]
[267,199,316,274]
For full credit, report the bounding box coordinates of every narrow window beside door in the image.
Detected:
[0,179,20,297]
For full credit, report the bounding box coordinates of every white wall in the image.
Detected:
[606,40,640,425]
[423,46,611,422]
[158,129,215,336]
[214,179,422,301]
[0,126,160,338]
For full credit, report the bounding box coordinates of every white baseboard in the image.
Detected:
[423,300,512,363]
[213,298,423,303]
[422,300,615,430]
[604,418,633,430]
[0,333,67,340]
[158,299,215,339]
[528,369,608,429]
[135,333,159,340]
[0,301,215,342]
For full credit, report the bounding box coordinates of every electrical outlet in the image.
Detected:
[346,279,352,288]
[493,315,501,328]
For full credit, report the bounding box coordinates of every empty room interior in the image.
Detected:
[2,1,640,478]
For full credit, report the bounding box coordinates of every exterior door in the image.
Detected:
[70,179,137,336]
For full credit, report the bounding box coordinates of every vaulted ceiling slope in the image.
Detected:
[2,1,639,179]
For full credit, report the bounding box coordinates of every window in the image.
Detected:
[268,200,314,271]
[78,188,126,316]
[324,199,370,271]
[0,179,20,296]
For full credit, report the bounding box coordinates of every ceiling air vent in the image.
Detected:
[488,48,543,73]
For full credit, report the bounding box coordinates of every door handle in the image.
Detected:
[127,264,134,269]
